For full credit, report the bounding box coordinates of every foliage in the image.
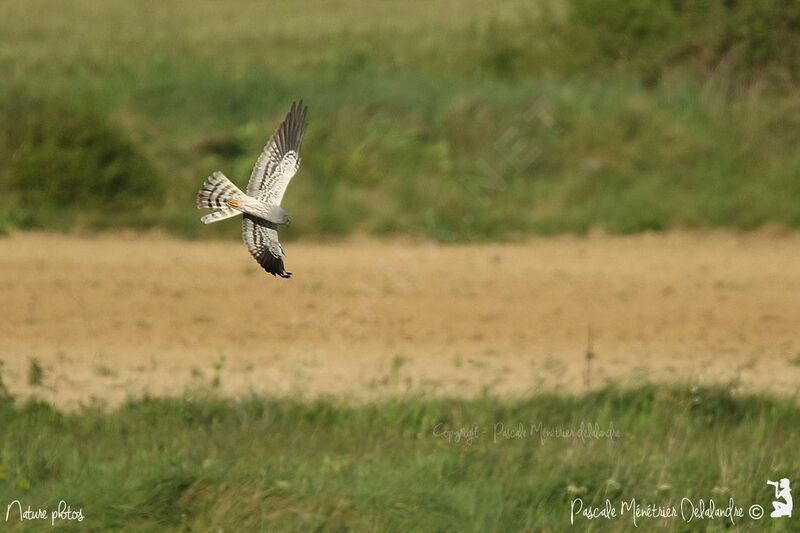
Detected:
[0,92,163,228]
[0,385,796,530]
[1,0,800,240]
[556,0,800,87]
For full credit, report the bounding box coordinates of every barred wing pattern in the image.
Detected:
[246,100,307,205]
[242,101,307,278]
[242,215,291,278]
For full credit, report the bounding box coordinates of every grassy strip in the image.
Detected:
[0,385,796,531]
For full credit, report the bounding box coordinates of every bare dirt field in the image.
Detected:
[1,231,799,407]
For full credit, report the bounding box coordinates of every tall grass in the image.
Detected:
[0,385,796,531]
[1,0,800,240]
[0,93,163,230]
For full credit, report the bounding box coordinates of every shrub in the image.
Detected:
[0,92,163,214]
[550,0,800,87]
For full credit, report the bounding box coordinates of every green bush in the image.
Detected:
[0,93,163,215]
[556,0,800,87]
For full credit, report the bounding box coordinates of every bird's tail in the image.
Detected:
[197,171,244,224]
[200,209,239,224]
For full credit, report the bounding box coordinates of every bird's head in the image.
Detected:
[268,205,292,226]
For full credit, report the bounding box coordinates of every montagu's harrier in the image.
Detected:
[196,101,307,278]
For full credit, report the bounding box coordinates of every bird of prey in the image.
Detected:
[196,101,307,278]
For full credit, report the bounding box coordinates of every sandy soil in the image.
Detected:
[1,231,799,407]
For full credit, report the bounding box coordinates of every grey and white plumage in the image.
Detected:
[196,101,307,278]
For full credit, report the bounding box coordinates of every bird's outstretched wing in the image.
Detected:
[246,100,307,206]
[242,214,291,278]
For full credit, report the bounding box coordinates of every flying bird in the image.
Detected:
[196,101,308,278]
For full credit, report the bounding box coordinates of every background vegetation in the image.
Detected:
[3,4,797,530]
[2,0,800,242]
[0,383,797,531]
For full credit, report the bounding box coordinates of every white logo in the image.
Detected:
[767,478,792,518]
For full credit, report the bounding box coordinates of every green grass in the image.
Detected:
[0,385,798,531]
[2,0,800,240]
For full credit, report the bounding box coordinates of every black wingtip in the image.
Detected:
[289,100,307,121]
[257,250,292,279]
[279,99,308,154]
